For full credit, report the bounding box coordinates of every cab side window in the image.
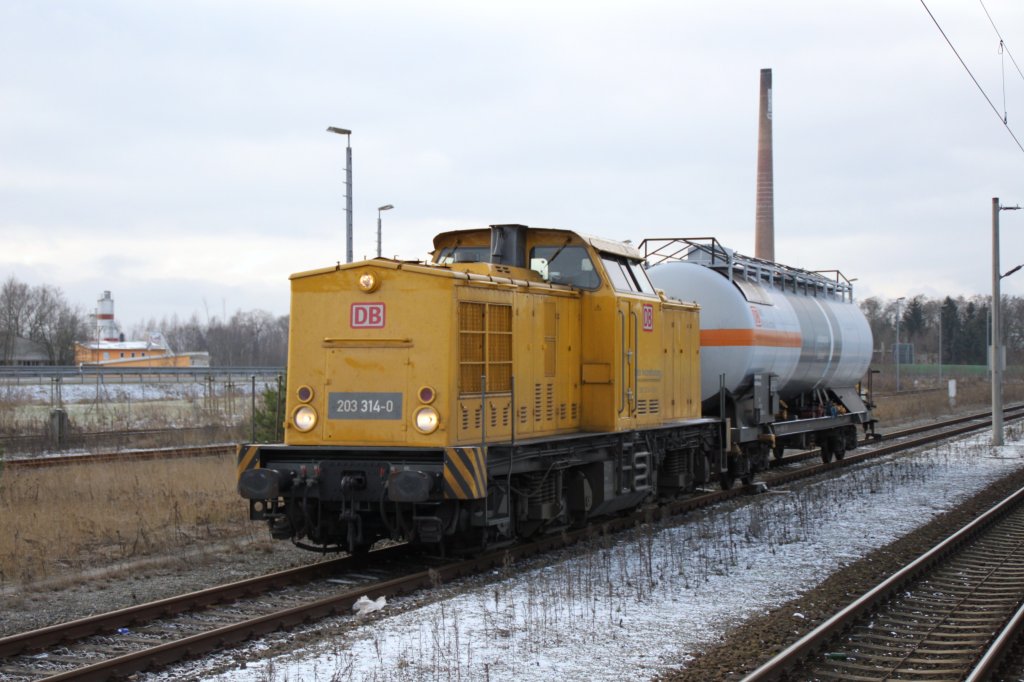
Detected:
[435,246,489,264]
[529,245,601,290]
[601,255,657,296]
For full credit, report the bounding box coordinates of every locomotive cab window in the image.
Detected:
[602,255,658,296]
[529,245,601,290]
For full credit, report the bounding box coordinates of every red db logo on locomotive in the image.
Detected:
[642,304,654,331]
[351,303,386,328]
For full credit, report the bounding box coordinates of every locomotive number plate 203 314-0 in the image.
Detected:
[328,392,403,420]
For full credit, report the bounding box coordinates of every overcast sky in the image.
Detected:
[3,0,1024,329]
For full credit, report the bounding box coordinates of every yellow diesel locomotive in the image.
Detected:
[237,224,872,553]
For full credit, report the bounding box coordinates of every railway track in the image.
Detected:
[764,403,1024,480]
[0,483,753,680]
[742,484,1024,681]
[1,406,1021,680]
[1,444,234,470]
[0,547,421,681]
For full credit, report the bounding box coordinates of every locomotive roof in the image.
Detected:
[432,226,644,261]
[287,255,582,295]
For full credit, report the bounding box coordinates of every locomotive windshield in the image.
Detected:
[529,245,601,289]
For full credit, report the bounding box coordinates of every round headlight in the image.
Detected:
[296,385,314,403]
[413,406,440,434]
[293,405,318,432]
[358,272,380,292]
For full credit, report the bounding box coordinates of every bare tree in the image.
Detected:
[127,309,288,366]
[0,277,88,364]
[0,277,35,362]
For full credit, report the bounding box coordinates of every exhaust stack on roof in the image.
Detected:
[755,68,775,262]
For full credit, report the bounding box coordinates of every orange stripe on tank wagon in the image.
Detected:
[700,329,802,348]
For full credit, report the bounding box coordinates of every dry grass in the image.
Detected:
[871,377,1024,424]
[0,455,258,586]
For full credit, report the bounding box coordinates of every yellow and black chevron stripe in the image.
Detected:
[236,444,261,480]
[443,446,487,499]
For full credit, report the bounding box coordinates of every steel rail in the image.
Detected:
[769,402,1024,471]
[965,597,1024,681]
[0,551,383,659]
[741,485,1024,681]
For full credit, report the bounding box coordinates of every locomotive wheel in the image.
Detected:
[719,473,736,490]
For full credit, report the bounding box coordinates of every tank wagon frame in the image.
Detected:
[238,226,876,555]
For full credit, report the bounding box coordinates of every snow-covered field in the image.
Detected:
[171,425,1024,682]
[1,380,273,405]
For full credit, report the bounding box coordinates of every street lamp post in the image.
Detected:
[376,204,394,258]
[326,127,353,263]
[895,296,905,392]
[992,197,1023,446]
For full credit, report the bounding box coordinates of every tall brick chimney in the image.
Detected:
[755,68,775,262]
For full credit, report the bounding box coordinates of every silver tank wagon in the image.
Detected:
[643,237,875,470]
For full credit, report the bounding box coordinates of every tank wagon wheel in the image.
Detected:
[830,433,846,461]
[772,443,786,461]
[719,473,736,490]
[819,440,834,464]
[348,542,374,561]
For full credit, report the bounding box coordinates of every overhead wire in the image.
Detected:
[1000,39,1007,123]
[979,0,1024,86]
[918,0,1024,154]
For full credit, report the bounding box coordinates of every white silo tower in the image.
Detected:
[96,291,120,342]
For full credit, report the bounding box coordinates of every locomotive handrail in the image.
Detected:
[321,338,413,348]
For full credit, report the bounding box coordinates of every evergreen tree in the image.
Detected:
[939,297,959,364]
[902,296,927,344]
[252,380,286,443]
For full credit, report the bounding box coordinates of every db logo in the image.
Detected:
[642,304,654,331]
[351,303,386,328]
